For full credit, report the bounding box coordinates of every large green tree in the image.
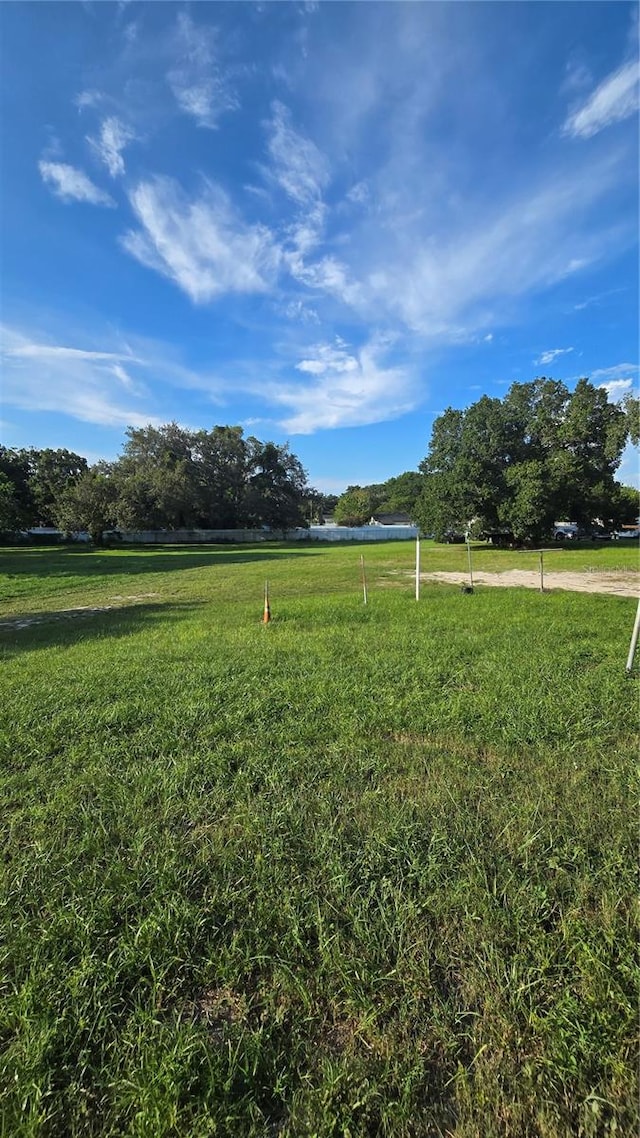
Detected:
[609,483,640,528]
[415,378,635,542]
[0,447,88,532]
[193,426,249,528]
[25,448,88,526]
[0,448,34,532]
[54,465,119,545]
[375,471,424,516]
[243,440,309,533]
[334,487,373,526]
[116,423,200,530]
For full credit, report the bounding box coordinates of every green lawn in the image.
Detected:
[1,541,638,1137]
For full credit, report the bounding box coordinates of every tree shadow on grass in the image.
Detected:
[0,599,203,657]
[0,544,320,582]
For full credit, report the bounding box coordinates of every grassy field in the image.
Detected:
[1,540,638,1137]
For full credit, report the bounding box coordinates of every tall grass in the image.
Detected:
[1,542,637,1136]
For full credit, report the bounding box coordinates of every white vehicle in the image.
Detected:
[612,528,640,540]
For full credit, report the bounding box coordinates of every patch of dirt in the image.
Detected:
[108,593,160,601]
[0,605,118,630]
[0,594,160,631]
[416,569,638,597]
[189,986,248,1043]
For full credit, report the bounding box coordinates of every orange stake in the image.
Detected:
[262,580,271,623]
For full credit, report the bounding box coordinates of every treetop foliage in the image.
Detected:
[322,377,638,539]
[0,426,316,543]
[414,377,637,541]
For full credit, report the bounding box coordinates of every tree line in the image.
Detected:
[0,425,336,544]
[2,378,637,545]
[333,378,639,541]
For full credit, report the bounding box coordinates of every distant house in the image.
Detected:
[369,512,413,526]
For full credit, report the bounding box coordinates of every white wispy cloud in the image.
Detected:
[573,287,625,311]
[112,126,629,362]
[289,253,362,308]
[1,322,231,429]
[121,176,280,302]
[168,12,238,129]
[283,299,320,324]
[590,363,639,382]
[263,102,331,280]
[75,89,104,110]
[561,56,593,97]
[345,180,369,206]
[38,161,115,207]
[591,363,639,401]
[563,58,639,139]
[265,335,416,433]
[600,378,634,401]
[536,347,574,366]
[1,326,155,428]
[88,116,135,178]
[266,101,329,206]
[7,342,139,362]
[296,341,360,376]
[326,149,630,339]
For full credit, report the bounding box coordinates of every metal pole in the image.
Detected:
[415,536,420,601]
[539,551,544,594]
[466,539,474,590]
[625,598,640,673]
[360,554,368,605]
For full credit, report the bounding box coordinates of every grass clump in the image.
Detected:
[1,542,638,1136]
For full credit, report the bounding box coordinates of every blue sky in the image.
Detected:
[1,1,638,492]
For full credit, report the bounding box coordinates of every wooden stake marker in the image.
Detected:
[262,580,271,623]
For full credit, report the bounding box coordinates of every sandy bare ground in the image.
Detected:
[416,570,639,597]
[0,594,160,631]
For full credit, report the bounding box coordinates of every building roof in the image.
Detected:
[369,512,413,525]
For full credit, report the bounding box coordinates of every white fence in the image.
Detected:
[21,525,419,545]
[303,525,418,542]
[118,524,418,544]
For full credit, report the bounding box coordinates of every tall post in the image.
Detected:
[415,536,420,601]
[466,539,474,591]
[626,598,640,673]
[360,554,368,605]
[539,551,544,594]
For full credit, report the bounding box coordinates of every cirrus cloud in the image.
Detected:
[1,325,155,428]
[265,335,417,433]
[88,116,135,178]
[121,176,281,302]
[38,160,115,206]
[563,58,639,139]
[536,347,574,366]
[168,12,238,129]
